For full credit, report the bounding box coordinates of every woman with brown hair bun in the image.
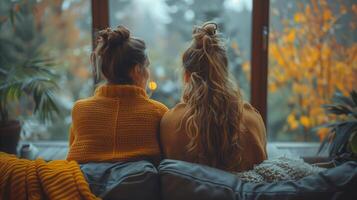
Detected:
[160,22,267,172]
[67,26,168,165]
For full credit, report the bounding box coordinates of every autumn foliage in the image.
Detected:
[269,0,357,140]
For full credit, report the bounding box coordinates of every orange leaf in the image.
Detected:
[300,116,311,128]
[323,10,332,21]
[317,128,329,141]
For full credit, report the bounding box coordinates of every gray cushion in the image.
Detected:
[80,161,159,200]
[158,159,357,200]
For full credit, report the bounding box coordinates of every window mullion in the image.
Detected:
[250,0,270,125]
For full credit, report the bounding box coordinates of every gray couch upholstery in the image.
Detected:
[80,160,357,200]
[159,159,357,200]
[80,161,160,200]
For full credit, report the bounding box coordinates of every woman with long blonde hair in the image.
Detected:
[160,22,267,172]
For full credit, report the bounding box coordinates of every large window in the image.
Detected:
[268,0,357,141]
[109,0,252,107]
[5,0,355,143]
[0,0,92,141]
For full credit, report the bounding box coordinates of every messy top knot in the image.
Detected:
[182,22,226,77]
[97,26,130,49]
[180,22,244,171]
[192,22,219,53]
[91,25,147,84]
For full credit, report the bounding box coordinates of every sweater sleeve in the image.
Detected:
[69,125,76,147]
[69,101,80,148]
[256,111,268,158]
[242,102,268,160]
[158,104,169,116]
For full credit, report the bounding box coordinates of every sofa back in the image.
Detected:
[158,159,357,200]
[79,159,357,200]
[80,161,160,200]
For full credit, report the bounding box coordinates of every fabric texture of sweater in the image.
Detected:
[160,102,267,172]
[0,152,98,200]
[67,84,168,164]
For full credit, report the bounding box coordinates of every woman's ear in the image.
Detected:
[184,71,191,83]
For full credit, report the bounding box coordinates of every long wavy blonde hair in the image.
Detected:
[180,22,244,170]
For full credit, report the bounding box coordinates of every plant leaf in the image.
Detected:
[329,122,357,156]
[351,90,357,107]
[349,131,357,154]
[332,91,355,107]
[322,104,352,115]
[35,90,61,122]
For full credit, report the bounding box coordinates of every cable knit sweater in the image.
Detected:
[67,84,168,164]
[0,152,98,200]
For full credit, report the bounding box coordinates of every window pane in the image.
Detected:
[0,0,92,141]
[268,0,357,141]
[109,0,252,108]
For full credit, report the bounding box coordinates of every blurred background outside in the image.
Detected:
[0,0,356,143]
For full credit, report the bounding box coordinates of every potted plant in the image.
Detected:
[317,90,357,165]
[0,1,60,154]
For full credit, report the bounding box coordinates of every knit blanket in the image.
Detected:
[236,157,325,183]
[0,152,99,200]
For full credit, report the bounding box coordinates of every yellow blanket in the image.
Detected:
[0,152,99,200]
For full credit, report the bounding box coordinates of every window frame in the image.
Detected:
[250,0,269,125]
[91,0,270,125]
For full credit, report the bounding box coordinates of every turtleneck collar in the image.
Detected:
[94,84,148,98]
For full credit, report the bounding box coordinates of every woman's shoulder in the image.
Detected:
[243,101,259,114]
[164,103,187,117]
[72,96,97,108]
[241,101,267,142]
[171,102,187,112]
[241,102,265,133]
[161,103,187,124]
[146,99,169,116]
[70,98,99,122]
[242,102,262,121]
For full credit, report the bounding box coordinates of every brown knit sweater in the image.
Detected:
[67,84,168,164]
[160,102,267,172]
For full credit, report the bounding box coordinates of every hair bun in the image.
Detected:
[192,22,219,51]
[202,22,217,36]
[193,22,218,36]
[97,26,130,48]
[110,26,130,44]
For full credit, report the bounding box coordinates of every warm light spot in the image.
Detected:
[148,81,157,91]
[294,13,305,23]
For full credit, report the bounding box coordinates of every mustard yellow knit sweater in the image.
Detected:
[0,152,98,200]
[67,84,168,163]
